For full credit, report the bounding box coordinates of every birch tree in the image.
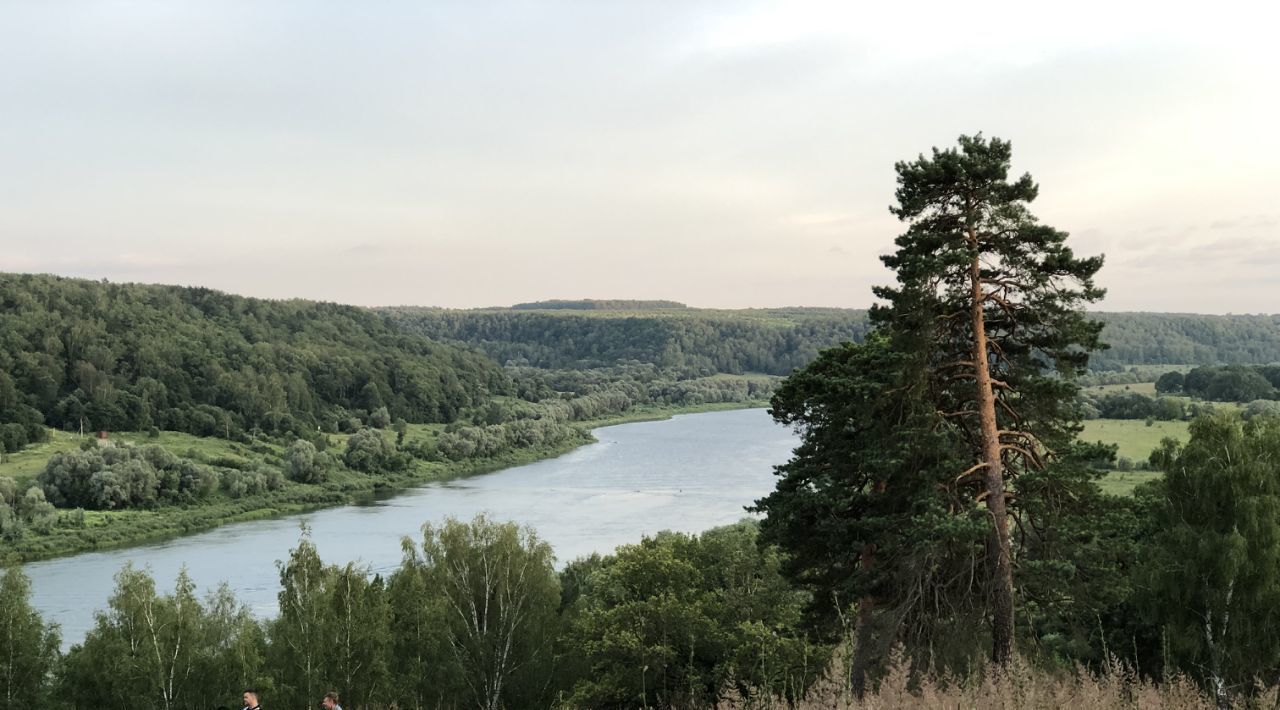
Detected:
[1143,414,1280,706]
[0,567,60,709]
[269,528,330,709]
[416,515,559,710]
[60,565,260,709]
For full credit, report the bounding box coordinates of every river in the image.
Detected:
[24,408,797,646]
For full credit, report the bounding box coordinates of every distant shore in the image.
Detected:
[5,400,769,565]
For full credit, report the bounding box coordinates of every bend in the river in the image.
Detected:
[24,408,797,647]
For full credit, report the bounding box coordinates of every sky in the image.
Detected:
[1,1,1276,313]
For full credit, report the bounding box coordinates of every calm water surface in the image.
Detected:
[24,408,797,646]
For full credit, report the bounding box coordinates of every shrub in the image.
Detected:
[285,440,328,484]
[343,428,400,472]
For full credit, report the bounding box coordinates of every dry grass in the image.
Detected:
[712,649,1262,710]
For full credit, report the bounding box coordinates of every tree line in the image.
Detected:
[3,518,821,709]
[510,299,689,310]
[437,372,773,462]
[382,307,874,377]
[1091,312,1280,370]
[382,307,1280,380]
[2,274,1273,463]
[1156,364,1280,401]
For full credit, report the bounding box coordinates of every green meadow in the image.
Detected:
[1082,418,1191,496]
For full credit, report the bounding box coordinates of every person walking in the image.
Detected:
[321,691,342,710]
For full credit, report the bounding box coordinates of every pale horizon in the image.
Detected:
[2,1,1276,314]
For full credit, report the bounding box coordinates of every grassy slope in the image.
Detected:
[1080,419,1190,462]
[1,430,264,489]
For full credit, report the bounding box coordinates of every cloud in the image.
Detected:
[0,1,1276,312]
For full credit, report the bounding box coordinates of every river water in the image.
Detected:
[24,408,797,646]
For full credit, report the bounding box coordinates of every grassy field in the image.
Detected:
[1080,418,1189,462]
[1084,381,1158,396]
[1080,418,1192,496]
[1097,470,1163,496]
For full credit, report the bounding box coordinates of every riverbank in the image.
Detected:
[24,406,796,652]
[2,401,769,565]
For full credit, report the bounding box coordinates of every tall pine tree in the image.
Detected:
[755,335,988,692]
[872,134,1104,664]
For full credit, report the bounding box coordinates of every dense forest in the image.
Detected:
[384,306,1280,376]
[0,274,506,445]
[382,306,874,376]
[1093,312,1280,368]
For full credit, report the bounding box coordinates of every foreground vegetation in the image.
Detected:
[5,518,823,709]
[8,428,1280,710]
[722,656,1234,709]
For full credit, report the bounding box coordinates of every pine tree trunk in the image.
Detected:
[968,244,1016,666]
[849,542,877,699]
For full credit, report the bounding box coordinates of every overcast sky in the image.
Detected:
[1,1,1276,312]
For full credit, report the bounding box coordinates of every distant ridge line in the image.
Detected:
[509,299,688,311]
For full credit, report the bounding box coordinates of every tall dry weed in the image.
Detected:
[712,645,1229,710]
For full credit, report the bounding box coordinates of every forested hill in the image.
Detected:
[382,306,874,376]
[0,274,506,441]
[4,272,1275,444]
[383,306,1280,375]
[1092,312,1280,369]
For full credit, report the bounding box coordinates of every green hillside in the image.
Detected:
[0,274,507,444]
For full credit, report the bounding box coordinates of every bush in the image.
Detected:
[286,440,328,484]
[1244,399,1280,420]
[39,445,224,510]
[1,422,28,453]
[343,428,401,472]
